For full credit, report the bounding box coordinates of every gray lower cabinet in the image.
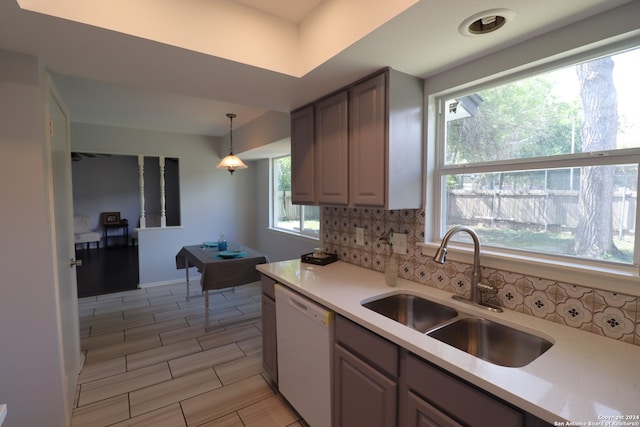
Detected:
[333,315,552,427]
[405,392,464,427]
[400,351,523,427]
[334,315,398,427]
[400,351,551,427]
[260,275,277,384]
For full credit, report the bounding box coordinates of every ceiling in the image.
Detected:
[0,0,634,141]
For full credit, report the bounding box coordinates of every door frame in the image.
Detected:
[44,73,81,425]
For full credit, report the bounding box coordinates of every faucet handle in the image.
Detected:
[476,282,497,295]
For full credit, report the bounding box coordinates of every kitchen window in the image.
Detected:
[433,46,640,271]
[272,155,319,238]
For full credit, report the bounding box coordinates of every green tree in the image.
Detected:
[446,56,621,260]
[276,156,292,220]
[446,77,580,166]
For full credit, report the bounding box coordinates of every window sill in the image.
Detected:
[418,242,640,297]
[269,227,320,243]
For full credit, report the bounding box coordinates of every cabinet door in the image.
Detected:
[349,72,386,207]
[261,294,277,384]
[406,390,464,427]
[315,91,349,205]
[291,105,316,204]
[334,344,397,427]
[401,353,523,427]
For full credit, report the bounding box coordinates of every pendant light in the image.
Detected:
[216,113,247,174]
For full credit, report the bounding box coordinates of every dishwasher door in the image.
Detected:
[276,285,334,427]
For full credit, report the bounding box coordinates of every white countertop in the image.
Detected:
[257,259,640,424]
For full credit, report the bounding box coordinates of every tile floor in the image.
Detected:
[72,282,305,427]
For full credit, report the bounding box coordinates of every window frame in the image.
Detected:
[421,40,640,296]
[270,155,320,241]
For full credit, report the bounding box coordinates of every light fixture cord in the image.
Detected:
[227,113,236,155]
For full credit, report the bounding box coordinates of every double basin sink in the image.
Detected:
[362,293,552,367]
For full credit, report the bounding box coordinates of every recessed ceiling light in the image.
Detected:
[459,9,515,36]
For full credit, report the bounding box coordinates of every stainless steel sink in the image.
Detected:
[428,317,553,367]
[362,294,459,332]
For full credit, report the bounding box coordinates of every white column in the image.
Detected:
[138,155,146,228]
[159,156,167,227]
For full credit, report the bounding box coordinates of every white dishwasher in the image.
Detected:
[275,284,334,427]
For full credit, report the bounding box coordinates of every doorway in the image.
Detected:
[72,153,140,297]
[75,246,139,297]
[71,153,181,297]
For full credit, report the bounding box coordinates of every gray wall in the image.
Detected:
[71,122,261,285]
[72,154,139,237]
[72,154,182,239]
[0,50,68,427]
[254,158,318,262]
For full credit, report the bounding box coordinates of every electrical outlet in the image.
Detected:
[355,227,365,246]
[392,232,407,254]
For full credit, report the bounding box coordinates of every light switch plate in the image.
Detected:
[392,232,407,254]
[355,227,364,246]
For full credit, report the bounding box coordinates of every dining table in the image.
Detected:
[175,243,269,329]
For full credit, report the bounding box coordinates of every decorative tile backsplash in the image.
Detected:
[320,206,640,346]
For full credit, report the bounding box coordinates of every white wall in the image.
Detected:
[0,50,68,427]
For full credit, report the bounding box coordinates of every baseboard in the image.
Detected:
[138,276,201,288]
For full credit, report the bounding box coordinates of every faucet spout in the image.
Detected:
[434,226,501,312]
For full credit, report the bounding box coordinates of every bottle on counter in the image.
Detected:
[385,252,398,287]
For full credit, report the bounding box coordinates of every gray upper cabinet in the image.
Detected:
[290,68,423,209]
[379,69,423,209]
[316,91,349,205]
[349,72,386,207]
[290,105,315,204]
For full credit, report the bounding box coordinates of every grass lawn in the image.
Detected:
[470,226,634,264]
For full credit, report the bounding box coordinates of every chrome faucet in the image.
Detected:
[434,225,502,312]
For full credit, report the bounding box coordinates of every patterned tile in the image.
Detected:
[555,297,593,331]
[496,283,524,312]
[523,290,556,320]
[592,306,636,343]
[321,206,640,347]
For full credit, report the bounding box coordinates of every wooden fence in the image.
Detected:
[275,191,320,220]
[447,189,637,235]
